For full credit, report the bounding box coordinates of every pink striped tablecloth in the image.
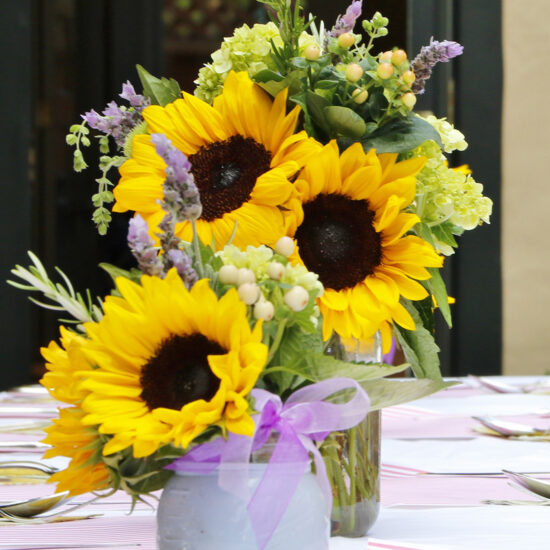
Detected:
[2,378,550,550]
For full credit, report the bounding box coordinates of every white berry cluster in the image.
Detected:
[216,239,324,321]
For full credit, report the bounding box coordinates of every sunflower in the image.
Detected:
[113,71,320,249]
[286,141,443,347]
[42,407,111,496]
[40,326,92,404]
[76,269,267,458]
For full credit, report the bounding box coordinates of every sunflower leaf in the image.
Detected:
[136,65,181,107]
[362,378,456,411]
[393,300,441,380]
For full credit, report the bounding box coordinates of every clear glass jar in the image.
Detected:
[322,410,381,537]
[157,459,330,550]
[322,332,382,537]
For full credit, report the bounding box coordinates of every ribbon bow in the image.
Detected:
[168,377,370,549]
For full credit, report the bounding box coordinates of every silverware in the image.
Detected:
[473,415,550,436]
[0,441,50,449]
[0,491,69,517]
[0,406,58,414]
[0,544,140,549]
[468,375,523,393]
[503,469,550,500]
[0,460,59,475]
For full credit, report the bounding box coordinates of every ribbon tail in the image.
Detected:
[247,427,310,550]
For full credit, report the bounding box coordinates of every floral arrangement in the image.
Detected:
[9,0,491,545]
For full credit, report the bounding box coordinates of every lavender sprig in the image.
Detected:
[411,39,464,95]
[166,249,198,288]
[151,133,202,286]
[82,81,151,147]
[127,215,164,277]
[151,133,202,225]
[329,0,362,37]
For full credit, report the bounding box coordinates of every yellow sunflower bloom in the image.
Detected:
[286,141,443,344]
[40,326,93,404]
[76,269,267,458]
[113,71,320,249]
[42,407,111,497]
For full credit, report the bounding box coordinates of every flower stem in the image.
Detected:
[191,219,204,279]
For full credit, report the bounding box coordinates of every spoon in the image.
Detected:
[0,491,70,517]
[503,470,550,500]
[472,416,549,436]
[468,376,523,393]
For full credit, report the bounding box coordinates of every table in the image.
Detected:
[1,377,550,550]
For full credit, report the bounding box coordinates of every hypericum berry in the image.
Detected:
[337,33,355,49]
[352,88,369,104]
[254,300,275,321]
[284,286,309,312]
[267,261,285,280]
[391,49,407,65]
[274,236,295,257]
[238,283,260,305]
[345,63,364,83]
[379,50,392,63]
[219,264,239,285]
[401,92,417,109]
[402,70,416,85]
[377,63,394,79]
[304,44,321,61]
[237,267,256,286]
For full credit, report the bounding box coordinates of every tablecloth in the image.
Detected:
[1,376,549,550]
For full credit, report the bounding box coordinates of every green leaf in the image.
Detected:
[136,64,181,106]
[314,80,339,90]
[351,114,443,154]
[412,296,435,335]
[306,91,331,135]
[362,378,457,411]
[253,69,284,83]
[393,300,441,380]
[425,267,452,328]
[99,263,143,286]
[324,106,367,138]
[431,222,459,248]
[266,352,409,384]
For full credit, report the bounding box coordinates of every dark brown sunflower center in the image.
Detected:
[140,333,225,411]
[295,194,382,291]
[188,135,272,221]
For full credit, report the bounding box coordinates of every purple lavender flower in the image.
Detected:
[411,38,464,95]
[329,0,362,37]
[166,249,198,289]
[127,215,164,276]
[82,81,150,147]
[120,81,150,112]
[151,133,202,223]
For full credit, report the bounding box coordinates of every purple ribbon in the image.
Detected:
[167,377,370,549]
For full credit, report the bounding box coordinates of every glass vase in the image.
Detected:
[321,410,381,537]
[322,332,382,537]
[156,459,330,550]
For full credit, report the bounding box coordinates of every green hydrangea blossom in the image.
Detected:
[421,114,468,153]
[407,140,493,254]
[195,22,318,103]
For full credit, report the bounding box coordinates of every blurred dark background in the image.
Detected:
[0,0,501,390]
